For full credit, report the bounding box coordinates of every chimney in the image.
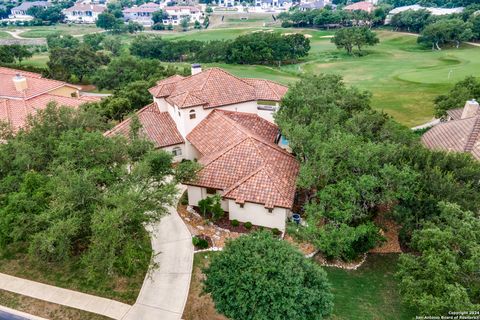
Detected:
[461,99,479,119]
[12,74,28,92]
[191,63,202,75]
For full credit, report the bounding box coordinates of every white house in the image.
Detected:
[105,65,297,231]
[63,3,106,23]
[162,6,203,25]
[385,5,464,24]
[254,0,293,10]
[218,0,236,7]
[9,1,50,20]
[123,2,162,26]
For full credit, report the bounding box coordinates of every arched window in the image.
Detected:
[189,109,196,119]
[172,146,182,157]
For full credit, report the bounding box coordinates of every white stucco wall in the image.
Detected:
[187,186,289,230]
[161,143,185,163]
[228,200,288,231]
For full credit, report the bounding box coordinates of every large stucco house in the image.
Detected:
[106,65,298,230]
[0,67,99,131]
[9,1,50,20]
[422,99,480,160]
[63,3,106,23]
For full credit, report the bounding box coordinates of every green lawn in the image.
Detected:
[20,52,49,68]
[0,31,12,38]
[158,28,480,126]
[21,27,480,126]
[324,254,416,320]
[17,25,101,38]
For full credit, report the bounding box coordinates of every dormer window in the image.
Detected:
[189,109,196,119]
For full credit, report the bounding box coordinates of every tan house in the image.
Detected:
[422,99,480,160]
[0,67,99,131]
[106,65,298,230]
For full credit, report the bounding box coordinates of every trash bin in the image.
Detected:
[292,214,301,225]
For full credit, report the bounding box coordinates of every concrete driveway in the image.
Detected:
[123,186,193,320]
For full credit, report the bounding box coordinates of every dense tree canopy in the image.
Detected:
[277,74,480,261]
[0,104,178,280]
[331,27,379,55]
[204,231,333,320]
[0,45,32,64]
[434,76,480,117]
[130,32,310,66]
[397,202,480,314]
[418,18,473,49]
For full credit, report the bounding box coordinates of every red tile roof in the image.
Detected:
[0,67,79,100]
[0,67,96,131]
[64,3,106,13]
[186,110,298,209]
[186,110,279,156]
[0,94,97,131]
[148,68,288,109]
[104,103,184,148]
[344,1,374,11]
[422,115,480,160]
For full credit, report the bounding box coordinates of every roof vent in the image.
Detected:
[12,74,28,92]
[461,99,480,119]
[191,63,202,76]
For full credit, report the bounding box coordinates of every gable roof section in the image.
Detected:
[422,115,480,160]
[104,103,184,148]
[186,110,297,209]
[344,1,374,11]
[0,94,98,131]
[148,68,288,109]
[186,110,279,156]
[0,67,79,100]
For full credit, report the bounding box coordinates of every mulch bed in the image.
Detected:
[213,215,257,234]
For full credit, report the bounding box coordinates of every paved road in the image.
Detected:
[123,185,193,320]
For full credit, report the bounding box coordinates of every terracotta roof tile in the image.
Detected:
[186,110,297,209]
[0,94,97,131]
[148,68,288,109]
[186,110,279,157]
[422,115,480,160]
[344,1,374,11]
[447,108,463,120]
[105,103,184,148]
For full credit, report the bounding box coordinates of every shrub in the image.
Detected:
[204,231,333,320]
[152,23,165,30]
[180,192,188,206]
[192,236,209,249]
[231,219,240,227]
[244,221,253,230]
[272,228,282,236]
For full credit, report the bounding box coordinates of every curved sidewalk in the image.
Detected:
[123,185,194,320]
[0,273,131,319]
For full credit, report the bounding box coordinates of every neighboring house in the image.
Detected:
[254,0,293,10]
[218,0,236,7]
[385,5,464,24]
[344,1,374,13]
[422,99,480,160]
[0,67,99,131]
[106,65,297,230]
[123,2,162,26]
[9,1,50,20]
[162,6,203,25]
[298,0,326,11]
[63,3,106,23]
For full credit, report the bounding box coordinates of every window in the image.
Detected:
[206,188,216,195]
[239,203,244,208]
[189,109,196,119]
[178,111,181,117]
[267,208,273,213]
[172,147,182,157]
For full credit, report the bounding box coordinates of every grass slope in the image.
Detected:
[325,254,416,320]
[16,25,102,38]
